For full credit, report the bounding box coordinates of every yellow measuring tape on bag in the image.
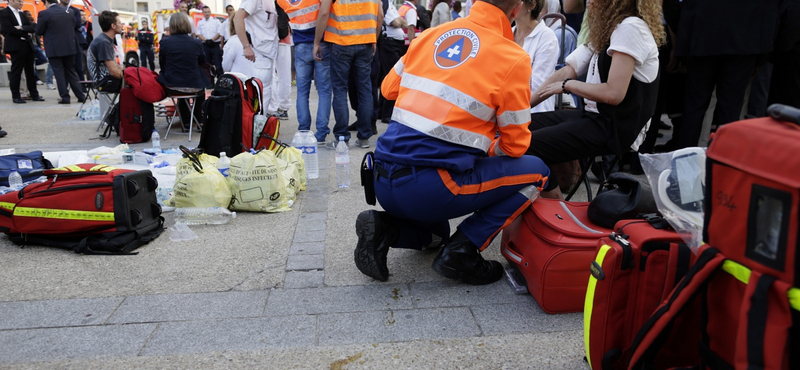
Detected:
[13,207,115,221]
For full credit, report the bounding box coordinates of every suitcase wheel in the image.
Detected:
[130,209,142,225]
[127,179,139,197]
[151,202,162,217]
[147,176,158,192]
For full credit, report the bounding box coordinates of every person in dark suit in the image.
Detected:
[36,0,86,104]
[669,0,781,149]
[59,0,87,82]
[0,0,45,106]
[157,14,211,130]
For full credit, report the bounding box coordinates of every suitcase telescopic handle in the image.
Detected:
[768,104,800,125]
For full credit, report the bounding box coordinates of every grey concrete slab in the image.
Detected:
[0,323,156,364]
[106,291,268,324]
[471,302,583,336]
[293,228,326,243]
[410,280,535,309]
[282,270,325,289]
[317,307,480,346]
[288,241,325,255]
[0,297,123,330]
[141,315,316,356]
[297,212,327,231]
[265,284,412,315]
[286,254,324,271]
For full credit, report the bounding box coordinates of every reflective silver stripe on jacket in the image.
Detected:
[289,21,316,30]
[287,3,319,18]
[326,26,376,36]
[394,60,404,75]
[400,73,497,123]
[493,141,507,156]
[496,108,530,127]
[392,107,493,152]
[519,185,540,202]
[330,12,378,22]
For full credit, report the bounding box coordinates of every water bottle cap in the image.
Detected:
[230,211,237,219]
[339,136,345,141]
[220,152,226,157]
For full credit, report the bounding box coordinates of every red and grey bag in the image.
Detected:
[124,66,166,103]
[0,164,164,255]
[584,218,697,370]
[500,199,612,313]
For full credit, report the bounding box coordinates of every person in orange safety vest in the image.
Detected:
[398,0,421,46]
[353,0,553,286]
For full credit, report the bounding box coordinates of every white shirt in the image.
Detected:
[222,35,255,76]
[220,19,231,42]
[197,16,222,41]
[383,4,404,41]
[565,17,659,150]
[10,6,24,40]
[403,1,417,27]
[519,21,559,113]
[240,0,278,59]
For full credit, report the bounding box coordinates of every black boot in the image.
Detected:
[354,210,398,281]
[431,230,503,285]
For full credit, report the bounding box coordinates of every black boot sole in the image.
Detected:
[354,211,389,281]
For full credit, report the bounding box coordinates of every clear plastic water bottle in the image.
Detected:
[335,136,350,188]
[151,129,161,153]
[291,131,305,151]
[8,170,23,191]
[302,131,319,179]
[174,207,237,225]
[217,152,230,177]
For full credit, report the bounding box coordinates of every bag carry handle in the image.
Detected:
[768,104,800,125]
[179,145,204,173]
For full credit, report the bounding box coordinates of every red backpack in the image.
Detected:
[124,66,166,104]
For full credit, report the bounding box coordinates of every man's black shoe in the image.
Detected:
[31,96,45,102]
[12,98,26,104]
[347,123,357,131]
[0,130,8,138]
[372,122,378,135]
[354,210,397,281]
[381,117,390,124]
[58,99,71,104]
[432,230,504,285]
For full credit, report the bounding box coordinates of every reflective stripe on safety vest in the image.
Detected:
[325,0,379,45]
[13,206,115,222]
[398,2,421,45]
[278,0,320,31]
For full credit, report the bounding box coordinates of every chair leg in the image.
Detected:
[186,97,196,142]
[565,157,596,201]
[164,97,179,140]
[95,93,119,133]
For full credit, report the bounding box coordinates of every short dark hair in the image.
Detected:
[453,1,462,12]
[45,0,57,5]
[202,5,210,10]
[98,10,119,32]
[226,4,234,10]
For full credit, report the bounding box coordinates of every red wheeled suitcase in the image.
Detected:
[500,199,612,313]
[118,86,155,144]
[584,218,697,370]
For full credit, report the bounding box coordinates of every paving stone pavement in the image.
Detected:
[0,86,591,369]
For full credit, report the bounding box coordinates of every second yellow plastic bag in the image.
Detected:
[228,151,291,212]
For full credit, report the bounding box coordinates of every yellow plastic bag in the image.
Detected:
[169,148,232,208]
[228,151,291,212]
[275,145,306,191]
[275,154,301,203]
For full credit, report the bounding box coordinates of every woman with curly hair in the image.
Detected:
[525,0,665,197]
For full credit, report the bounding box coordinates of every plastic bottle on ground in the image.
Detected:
[217,152,230,177]
[335,136,350,188]
[151,129,161,153]
[174,207,237,225]
[8,170,23,190]
[303,131,319,179]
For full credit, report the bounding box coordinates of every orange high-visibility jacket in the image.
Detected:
[381,1,532,157]
[325,0,380,45]
[398,2,422,45]
[277,0,320,31]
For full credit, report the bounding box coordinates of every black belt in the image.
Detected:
[375,165,419,180]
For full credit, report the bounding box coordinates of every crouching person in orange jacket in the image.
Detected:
[354,0,552,285]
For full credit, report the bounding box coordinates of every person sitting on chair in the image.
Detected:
[157,13,212,131]
[525,0,664,198]
[87,10,123,94]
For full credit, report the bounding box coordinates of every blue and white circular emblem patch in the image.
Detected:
[433,28,480,69]
[290,0,302,5]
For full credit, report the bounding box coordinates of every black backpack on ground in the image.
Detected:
[200,73,246,156]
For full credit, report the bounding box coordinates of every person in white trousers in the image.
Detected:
[234,0,278,114]
[269,35,293,119]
